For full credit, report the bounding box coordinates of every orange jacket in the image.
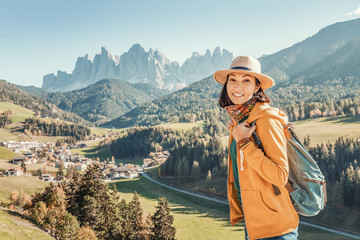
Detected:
[227,102,299,240]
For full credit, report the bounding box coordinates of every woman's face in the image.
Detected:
[226,72,260,105]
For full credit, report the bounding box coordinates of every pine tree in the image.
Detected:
[66,164,118,240]
[151,197,176,240]
[175,160,183,184]
[190,161,201,181]
[206,170,212,181]
[57,161,64,178]
[181,157,190,182]
[126,191,151,240]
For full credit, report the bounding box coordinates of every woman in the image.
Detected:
[213,56,299,240]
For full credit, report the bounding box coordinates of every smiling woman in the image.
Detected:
[213,56,299,240]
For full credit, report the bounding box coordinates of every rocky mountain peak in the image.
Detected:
[42,44,233,92]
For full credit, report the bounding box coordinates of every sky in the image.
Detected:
[1,0,360,87]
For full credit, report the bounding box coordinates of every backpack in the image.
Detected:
[251,120,327,217]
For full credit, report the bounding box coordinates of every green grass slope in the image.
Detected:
[0,208,54,240]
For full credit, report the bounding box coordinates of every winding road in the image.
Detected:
[142,171,360,240]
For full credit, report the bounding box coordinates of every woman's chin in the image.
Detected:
[231,98,246,105]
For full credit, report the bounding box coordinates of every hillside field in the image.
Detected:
[0,207,54,240]
[0,176,49,205]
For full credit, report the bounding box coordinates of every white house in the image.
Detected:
[143,158,152,167]
[55,160,74,169]
[42,173,54,182]
[110,166,138,179]
[5,167,23,176]
[75,164,87,171]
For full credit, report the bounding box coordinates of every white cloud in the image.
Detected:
[347,4,360,16]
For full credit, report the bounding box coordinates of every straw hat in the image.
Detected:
[213,56,274,90]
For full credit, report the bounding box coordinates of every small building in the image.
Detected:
[5,167,23,176]
[125,163,135,169]
[10,156,28,165]
[143,158,152,167]
[110,166,138,179]
[42,173,54,182]
[75,164,87,171]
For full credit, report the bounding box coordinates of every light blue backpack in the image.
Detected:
[251,121,327,217]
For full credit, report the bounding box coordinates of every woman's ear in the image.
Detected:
[254,85,260,93]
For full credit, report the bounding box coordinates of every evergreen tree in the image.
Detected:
[127,192,145,240]
[151,197,176,240]
[206,170,212,181]
[66,164,119,240]
[57,161,64,178]
[190,161,201,181]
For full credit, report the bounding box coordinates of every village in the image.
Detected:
[0,139,170,182]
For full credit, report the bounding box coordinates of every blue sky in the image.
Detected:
[1,0,360,87]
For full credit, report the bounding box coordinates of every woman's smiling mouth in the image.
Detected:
[232,93,244,97]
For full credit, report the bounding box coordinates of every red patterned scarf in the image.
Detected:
[225,99,257,123]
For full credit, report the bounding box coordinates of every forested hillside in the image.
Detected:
[102,76,222,128]
[260,18,360,83]
[45,78,170,125]
[0,80,91,126]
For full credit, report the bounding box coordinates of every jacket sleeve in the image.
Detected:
[241,117,289,187]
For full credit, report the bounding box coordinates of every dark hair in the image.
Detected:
[218,75,271,108]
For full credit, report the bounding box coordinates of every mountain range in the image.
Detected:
[102,18,360,128]
[42,45,233,92]
[6,18,360,128]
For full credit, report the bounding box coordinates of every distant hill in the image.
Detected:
[268,37,360,106]
[101,76,221,128]
[45,78,170,125]
[0,80,91,126]
[14,84,48,97]
[260,18,360,83]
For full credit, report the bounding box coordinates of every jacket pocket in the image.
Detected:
[242,189,279,228]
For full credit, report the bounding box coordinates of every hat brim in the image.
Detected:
[213,69,274,90]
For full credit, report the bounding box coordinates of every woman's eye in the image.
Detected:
[229,78,235,82]
[244,79,251,82]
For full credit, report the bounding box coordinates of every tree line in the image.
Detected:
[281,97,360,122]
[24,117,91,141]
[110,123,228,186]
[10,164,176,240]
[307,136,360,209]
[160,132,227,183]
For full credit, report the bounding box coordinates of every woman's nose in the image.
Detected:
[234,83,243,90]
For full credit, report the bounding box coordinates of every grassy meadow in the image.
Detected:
[0,176,48,205]
[0,208,54,240]
[293,116,360,146]
[157,121,205,131]
[114,176,245,240]
[0,102,35,124]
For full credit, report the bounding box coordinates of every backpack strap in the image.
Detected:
[251,120,282,196]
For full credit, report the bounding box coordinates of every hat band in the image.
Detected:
[231,66,254,71]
